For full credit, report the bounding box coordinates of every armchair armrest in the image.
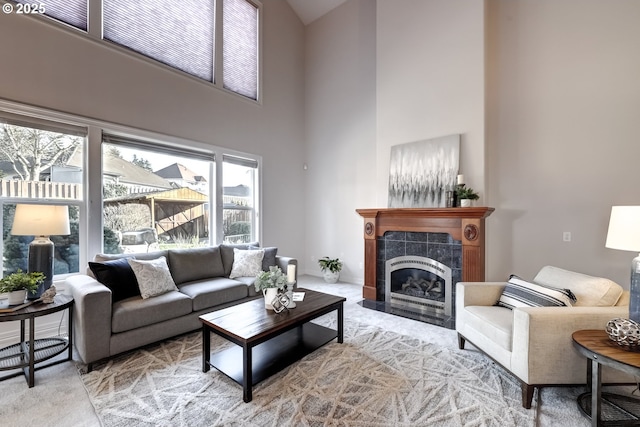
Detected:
[456,282,506,307]
[511,305,631,384]
[65,274,113,365]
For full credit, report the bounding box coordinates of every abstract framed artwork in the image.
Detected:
[388,134,460,208]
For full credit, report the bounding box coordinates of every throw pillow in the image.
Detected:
[128,256,178,299]
[533,266,622,307]
[249,245,278,271]
[88,257,140,302]
[229,248,265,279]
[220,242,259,277]
[496,275,576,310]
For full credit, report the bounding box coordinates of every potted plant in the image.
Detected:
[318,257,343,283]
[0,270,45,305]
[456,186,479,207]
[254,266,287,310]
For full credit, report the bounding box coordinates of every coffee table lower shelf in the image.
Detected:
[207,322,337,394]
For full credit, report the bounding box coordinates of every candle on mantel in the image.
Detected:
[457,174,465,185]
[287,264,296,283]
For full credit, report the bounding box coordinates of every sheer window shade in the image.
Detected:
[14,0,88,30]
[223,0,258,100]
[103,0,215,81]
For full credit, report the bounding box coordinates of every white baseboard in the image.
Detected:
[0,310,69,348]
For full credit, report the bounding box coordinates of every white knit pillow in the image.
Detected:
[229,248,265,279]
[128,256,178,299]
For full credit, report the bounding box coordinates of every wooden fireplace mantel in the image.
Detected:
[356,207,494,301]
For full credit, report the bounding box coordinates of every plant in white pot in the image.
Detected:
[456,186,479,207]
[254,266,287,310]
[0,270,45,305]
[318,257,343,283]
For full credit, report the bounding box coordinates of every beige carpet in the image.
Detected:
[80,318,533,427]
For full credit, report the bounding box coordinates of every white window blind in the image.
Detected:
[103,0,215,82]
[223,0,258,100]
[14,0,87,30]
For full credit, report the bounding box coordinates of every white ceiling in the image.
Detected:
[286,0,347,25]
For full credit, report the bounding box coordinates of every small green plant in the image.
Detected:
[0,270,45,294]
[318,257,343,273]
[456,186,479,200]
[254,266,288,292]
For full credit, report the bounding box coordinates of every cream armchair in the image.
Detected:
[456,266,632,409]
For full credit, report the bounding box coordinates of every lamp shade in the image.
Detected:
[11,204,70,236]
[605,206,640,252]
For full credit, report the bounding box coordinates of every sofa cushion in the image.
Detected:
[168,246,225,285]
[220,242,259,277]
[94,250,169,262]
[111,290,192,333]
[128,256,178,299]
[178,277,249,311]
[249,245,278,271]
[233,276,260,296]
[464,306,513,351]
[533,266,623,307]
[497,275,575,309]
[229,248,264,279]
[88,258,140,302]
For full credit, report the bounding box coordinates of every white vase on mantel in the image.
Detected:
[460,199,472,207]
[263,287,279,310]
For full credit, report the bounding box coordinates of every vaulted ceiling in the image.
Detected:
[286,0,347,25]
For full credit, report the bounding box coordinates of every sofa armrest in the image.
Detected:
[456,282,506,307]
[511,305,631,384]
[66,274,113,365]
[276,256,298,288]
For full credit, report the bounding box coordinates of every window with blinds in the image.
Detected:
[223,0,259,100]
[14,0,88,30]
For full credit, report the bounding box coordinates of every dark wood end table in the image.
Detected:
[200,288,345,402]
[0,293,74,387]
[572,329,640,426]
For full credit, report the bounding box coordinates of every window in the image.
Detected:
[0,115,85,276]
[13,0,87,30]
[222,155,258,243]
[101,136,215,253]
[15,0,262,100]
[103,0,215,82]
[223,0,259,99]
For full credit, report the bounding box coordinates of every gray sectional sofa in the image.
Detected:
[65,243,297,369]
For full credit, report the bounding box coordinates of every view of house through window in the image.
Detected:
[0,119,84,276]
[223,155,257,244]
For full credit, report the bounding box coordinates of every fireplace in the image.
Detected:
[356,207,494,329]
[386,256,452,318]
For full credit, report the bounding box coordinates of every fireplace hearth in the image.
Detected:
[356,207,494,329]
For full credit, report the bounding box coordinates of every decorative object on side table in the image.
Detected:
[285,264,297,308]
[318,257,342,283]
[11,204,70,300]
[254,266,287,310]
[0,269,45,305]
[606,318,640,350]
[605,206,640,323]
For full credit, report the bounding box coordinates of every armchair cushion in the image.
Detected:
[533,266,623,307]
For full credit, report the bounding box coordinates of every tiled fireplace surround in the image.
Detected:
[356,208,494,329]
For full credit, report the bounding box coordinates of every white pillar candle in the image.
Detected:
[287,264,296,283]
[457,174,465,185]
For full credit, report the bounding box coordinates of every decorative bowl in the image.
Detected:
[606,318,640,350]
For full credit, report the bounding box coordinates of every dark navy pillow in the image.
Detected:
[89,257,140,302]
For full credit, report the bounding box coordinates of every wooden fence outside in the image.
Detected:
[0,179,82,200]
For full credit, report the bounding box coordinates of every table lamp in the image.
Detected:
[605,206,640,322]
[11,204,70,300]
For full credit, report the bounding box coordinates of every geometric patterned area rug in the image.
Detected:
[80,320,534,427]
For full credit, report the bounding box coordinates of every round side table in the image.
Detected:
[0,293,74,387]
[572,329,640,427]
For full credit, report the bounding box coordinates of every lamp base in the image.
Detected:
[27,236,54,300]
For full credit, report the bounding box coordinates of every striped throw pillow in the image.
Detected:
[496,275,576,309]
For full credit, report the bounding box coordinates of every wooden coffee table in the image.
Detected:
[200,288,345,402]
